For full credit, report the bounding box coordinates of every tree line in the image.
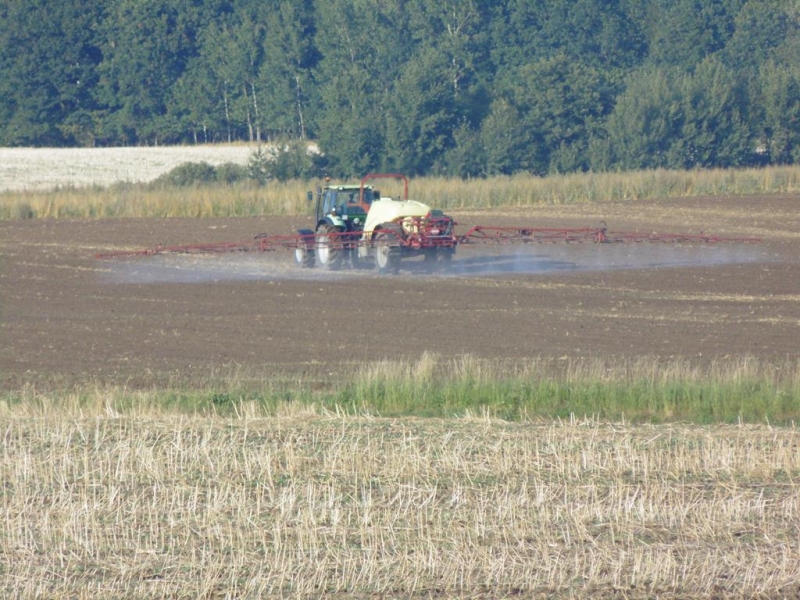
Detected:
[1,0,798,178]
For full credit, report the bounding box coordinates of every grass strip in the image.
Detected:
[3,356,798,425]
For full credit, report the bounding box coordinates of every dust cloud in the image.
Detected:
[99,242,771,285]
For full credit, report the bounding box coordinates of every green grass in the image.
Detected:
[4,356,798,425]
[344,378,796,423]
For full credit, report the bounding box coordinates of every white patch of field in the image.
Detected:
[0,145,259,192]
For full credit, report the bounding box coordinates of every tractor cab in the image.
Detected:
[306,173,411,237]
[308,174,409,232]
[309,183,377,232]
[320,185,373,218]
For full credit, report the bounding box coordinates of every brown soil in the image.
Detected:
[1,195,798,388]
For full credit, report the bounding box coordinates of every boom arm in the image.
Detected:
[95,222,760,260]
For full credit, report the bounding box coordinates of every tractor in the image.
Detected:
[294,173,457,273]
[94,173,762,266]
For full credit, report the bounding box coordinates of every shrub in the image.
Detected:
[214,162,249,184]
[246,142,321,184]
[15,201,35,219]
[247,147,272,185]
[153,161,218,187]
[271,140,316,182]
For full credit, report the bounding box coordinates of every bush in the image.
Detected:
[15,202,35,219]
[150,161,253,188]
[153,162,218,187]
[271,140,316,182]
[247,147,272,185]
[246,142,323,184]
[215,162,249,184]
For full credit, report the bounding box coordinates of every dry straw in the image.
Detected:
[1,405,798,598]
[2,165,800,219]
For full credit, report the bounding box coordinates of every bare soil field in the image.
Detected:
[1,194,798,388]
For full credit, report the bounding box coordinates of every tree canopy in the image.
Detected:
[0,0,798,177]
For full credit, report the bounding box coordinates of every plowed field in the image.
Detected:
[1,195,798,387]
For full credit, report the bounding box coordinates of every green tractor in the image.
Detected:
[294,179,378,269]
[295,173,456,273]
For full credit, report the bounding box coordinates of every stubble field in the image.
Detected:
[2,409,799,599]
[1,153,799,598]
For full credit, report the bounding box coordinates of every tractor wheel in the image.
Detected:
[316,224,343,269]
[423,248,439,272]
[424,248,453,273]
[293,244,315,268]
[374,230,401,274]
[438,249,453,273]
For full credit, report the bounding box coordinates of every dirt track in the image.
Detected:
[1,195,798,387]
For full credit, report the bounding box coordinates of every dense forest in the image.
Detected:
[1,0,798,177]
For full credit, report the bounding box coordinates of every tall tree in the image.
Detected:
[648,0,743,69]
[195,8,267,143]
[384,48,458,175]
[0,0,106,146]
[442,122,486,178]
[312,0,411,174]
[596,59,753,171]
[313,0,410,87]
[676,57,752,168]
[479,98,530,175]
[258,0,320,139]
[772,2,800,66]
[97,0,210,144]
[491,0,645,76]
[315,63,385,176]
[407,0,492,98]
[168,58,227,144]
[756,60,800,164]
[593,67,685,171]
[723,0,791,72]
[491,54,617,174]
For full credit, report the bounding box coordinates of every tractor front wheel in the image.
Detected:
[316,224,343,269]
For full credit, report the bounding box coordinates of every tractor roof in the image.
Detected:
[326,183,371,191]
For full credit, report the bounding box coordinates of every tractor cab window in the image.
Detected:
[322,190,367,217]
[321,190,337,215]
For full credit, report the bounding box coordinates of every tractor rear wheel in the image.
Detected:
[424,247,453,273]
[374,230,401,274]
[439,249,453,272]
[294,244,315,268]
[316,224,343,269]
[423,248,439,272]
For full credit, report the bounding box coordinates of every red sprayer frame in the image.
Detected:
[95,221,760,260]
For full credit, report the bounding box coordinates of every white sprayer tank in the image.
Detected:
[363,198,431,235]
